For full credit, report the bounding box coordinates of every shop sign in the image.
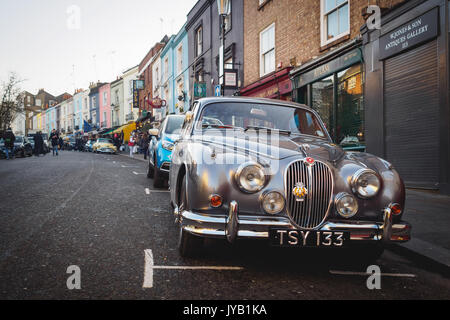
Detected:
[133,81,139,109]
[224,69,238,89]
[379,7,438,60]
[194,82,207,98]
[150,97,166,109]
[294,48,362,88]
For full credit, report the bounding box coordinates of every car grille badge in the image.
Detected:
[293,182,308,202]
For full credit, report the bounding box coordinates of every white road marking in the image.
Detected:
[329,270,417,278]
[133,171,146,175]
[121,165,139,168]
[143,249,244,289]
[145,188,170,194]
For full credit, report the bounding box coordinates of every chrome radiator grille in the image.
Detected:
[285,160,333,229]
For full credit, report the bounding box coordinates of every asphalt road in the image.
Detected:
[0,151,449,300]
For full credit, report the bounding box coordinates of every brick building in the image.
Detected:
[137,36,169,119]
[241,0,406,146]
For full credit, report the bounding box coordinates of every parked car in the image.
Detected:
[84,140,94,152]
[0,136,33,158]
[147,114,185,188]
[93,138,117,154]
[169,97,411,258]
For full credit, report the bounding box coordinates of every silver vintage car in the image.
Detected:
[169,97,411,258]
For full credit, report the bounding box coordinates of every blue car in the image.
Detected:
[147,115,185,188]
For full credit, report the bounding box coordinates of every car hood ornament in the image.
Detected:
[293,182,308,202]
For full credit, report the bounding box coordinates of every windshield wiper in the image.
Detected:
[244,126,291,135]
[202,124,243,130]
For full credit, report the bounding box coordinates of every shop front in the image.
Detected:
[291,44,365,152]
[240,67,293,101]
[361,0,449,193]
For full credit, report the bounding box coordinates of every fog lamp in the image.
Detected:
[335,193,358,218]
[262,191,285,215]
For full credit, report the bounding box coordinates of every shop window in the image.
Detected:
[321,0,349,46]
[337,65,364,151]
[312,75,334,135]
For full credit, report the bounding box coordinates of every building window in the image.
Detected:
[195,26,203,57]
[260,23,275,77]
[177,44,183,75]
[103,92,107,105]
[321,0,349,46]
[164,57,169,81]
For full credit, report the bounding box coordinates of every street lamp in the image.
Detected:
[217,0,231,96]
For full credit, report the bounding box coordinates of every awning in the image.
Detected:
[113,122,136,142]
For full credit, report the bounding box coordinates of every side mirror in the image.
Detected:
[148,129,159,137]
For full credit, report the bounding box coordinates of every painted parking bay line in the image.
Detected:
[143,249,244,289]
[133,171,146,175]
[145,188,170,194]
[329,270,417,278]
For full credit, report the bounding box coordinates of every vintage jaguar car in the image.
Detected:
[169,97,411,258]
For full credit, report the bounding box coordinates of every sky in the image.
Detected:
[0,0,198,96]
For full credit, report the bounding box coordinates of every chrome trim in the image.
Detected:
[225,201,239,243]
[180,209,410,242]
[382,207,393,243]
[284,159,334,230]
[350,168,381,199]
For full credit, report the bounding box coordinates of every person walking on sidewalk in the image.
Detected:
[3,127,15,160]
[49,129,59,156]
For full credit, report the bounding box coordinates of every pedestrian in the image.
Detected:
[128,132,136,158]
[142,132,150,160]
[3,127,15,160]
[58,136,63,151]
[34,131,44,157]
[49,129,59,156]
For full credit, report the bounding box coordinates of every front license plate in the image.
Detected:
[270,229,349,247]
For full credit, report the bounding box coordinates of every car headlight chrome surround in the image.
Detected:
[162,141,174,151]
[335,192,358,218]
[351,169,381,199]
[261,191,285,215]
[235,162,266,193]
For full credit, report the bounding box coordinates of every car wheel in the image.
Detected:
[177,175,203,257]
[147,159,154,179]
[153,157,165,188]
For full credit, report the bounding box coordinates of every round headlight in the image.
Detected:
[262,191,285,215]
[236,162,266,193]
[351,169,380,198]
[335,193,358,218]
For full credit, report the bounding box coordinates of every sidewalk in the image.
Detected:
[395,189,450,270]
[117,151,147,163]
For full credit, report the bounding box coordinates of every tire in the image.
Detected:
[177,175,203,257]
[147,159,154,179]
[153,156,165,188]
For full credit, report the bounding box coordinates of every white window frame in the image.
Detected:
[259,23,276,77]
[177,44,183,75]
[320,0,350,47]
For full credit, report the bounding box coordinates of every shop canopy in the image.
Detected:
[112,122,136,142]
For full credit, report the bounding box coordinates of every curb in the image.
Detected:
[117,152,147,163]
[387,243,450,278]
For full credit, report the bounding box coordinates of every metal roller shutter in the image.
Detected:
[384,40,439,189]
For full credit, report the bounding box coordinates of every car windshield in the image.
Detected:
[98,139,113,144]
[164,116,185,135]
[15,137,23,143]
[197,102,327,138]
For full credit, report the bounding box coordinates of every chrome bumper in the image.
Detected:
[179,202,411,244]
